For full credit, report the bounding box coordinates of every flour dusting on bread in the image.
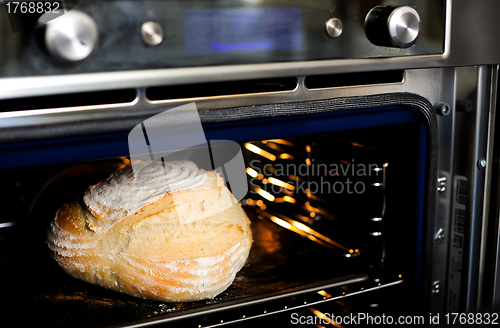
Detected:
[46,160,252,302]
[84,161,209,224]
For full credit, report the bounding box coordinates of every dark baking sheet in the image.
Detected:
[2,211,369,328]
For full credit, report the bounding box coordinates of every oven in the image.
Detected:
[1,0,500,327]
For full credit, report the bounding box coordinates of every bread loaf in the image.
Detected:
[46,160,252,302]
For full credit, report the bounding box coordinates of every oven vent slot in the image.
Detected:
[145,77,298,101]
[0,89,137,112]
[305,70,404,89]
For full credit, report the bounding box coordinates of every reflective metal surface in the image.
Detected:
[466,66,492,313]
[0,0,445,80]
[199,276,403,328]
[325,18,343,38]
[489,67,500,310]
[140,21,164,47]
[437,177,447,193]
[42,10,99,62]
[387,6,420,48]
[430,67,456,315]
[0,68,450,130]
[446,66,495,313]
[2,1,500,100]
[0,0,451,100]
[478,65,498,310]
[365,5,421,48]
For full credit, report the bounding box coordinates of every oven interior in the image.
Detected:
[0,104,429,327]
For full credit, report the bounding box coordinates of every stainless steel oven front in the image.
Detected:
[1,0,500,327]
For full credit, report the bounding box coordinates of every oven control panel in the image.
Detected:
[0,0,445,77]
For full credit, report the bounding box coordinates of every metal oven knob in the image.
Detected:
[364,5,420,48]
[39,10,99,62]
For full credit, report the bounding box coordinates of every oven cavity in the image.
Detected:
[1,117,425,327]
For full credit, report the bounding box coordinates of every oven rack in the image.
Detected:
[109,265,403,328]
[197,272,404,328]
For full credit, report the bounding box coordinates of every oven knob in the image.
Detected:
[40,10,99,62]
[365,6,420,48]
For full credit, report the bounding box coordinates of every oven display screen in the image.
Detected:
[184,8,302,56]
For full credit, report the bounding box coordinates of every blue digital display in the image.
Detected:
[184,8,302,56]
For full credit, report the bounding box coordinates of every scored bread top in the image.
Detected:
[47,160,252,302]
[83,161,209,226]
[51,163,244,259]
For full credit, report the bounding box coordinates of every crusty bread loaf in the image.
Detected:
[46,160,252,302]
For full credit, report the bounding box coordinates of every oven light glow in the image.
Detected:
[291,220,311,233]
[310,309,337,326]
[266,165,301,182]
[0,222,15,228]
[246,167,258,178]
[304,201,319,212]
[265,142,285,152]
[266,139,294,146]
[271,217,292,229]
[256,209,354,255]
[292,218,350,252]
[274,197,296,203]
[279,153,294,160]
[317,290,331,298]
[268,177,296,190]
[245,143,277,161]
[349,141,379,153]
[302,202,336,220]
[256,188,275,201]
[295,214,314,224]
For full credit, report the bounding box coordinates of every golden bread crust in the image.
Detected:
[46,165,252,302]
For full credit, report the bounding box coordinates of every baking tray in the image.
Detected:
[2,209,373,328]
